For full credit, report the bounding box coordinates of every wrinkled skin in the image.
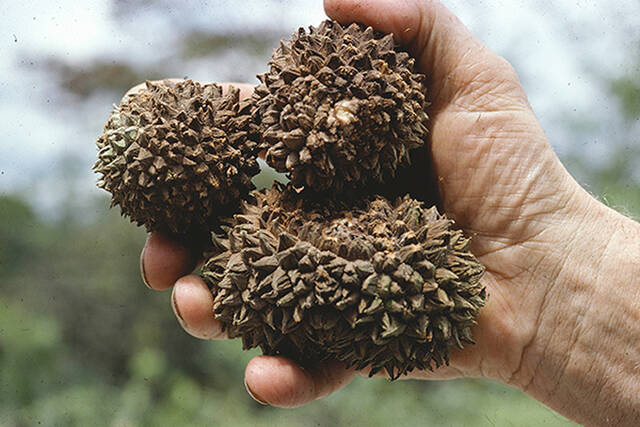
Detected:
[135,1,640,425]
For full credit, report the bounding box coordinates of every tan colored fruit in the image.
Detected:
[253,20,429,193]
[93,22,486,381]
[94,79,262,244]
[202,187,486,379]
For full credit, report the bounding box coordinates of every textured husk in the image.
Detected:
[252,20,429,193]
[202,187,486,380]
[94,79,262,244]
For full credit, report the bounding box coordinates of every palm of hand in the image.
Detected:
[411,60,573,384]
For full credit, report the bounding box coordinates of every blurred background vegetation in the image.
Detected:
[1,0,639,425]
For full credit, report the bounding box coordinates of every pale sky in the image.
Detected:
[1,0,639,212]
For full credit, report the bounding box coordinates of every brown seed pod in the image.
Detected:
[252,20,429,193]
[94,79,262,244]
[202,186,486,380]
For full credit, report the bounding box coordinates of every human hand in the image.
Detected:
[137,0,580,401]
[138,1,640,424]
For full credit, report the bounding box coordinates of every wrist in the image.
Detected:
[510,190,640,425]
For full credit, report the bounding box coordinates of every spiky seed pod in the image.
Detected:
[251,20,429,193]
[94,79,262,243]
[202,187,486,380]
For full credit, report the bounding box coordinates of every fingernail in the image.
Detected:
[172,291,188,328]
[244,377,268,405]
[140,243,151,289]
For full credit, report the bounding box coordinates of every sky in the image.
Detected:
[1,0,639,214]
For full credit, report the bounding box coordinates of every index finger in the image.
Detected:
[244,356,356,407]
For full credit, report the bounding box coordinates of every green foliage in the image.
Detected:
[0,196,39,275]
[610,76,640,121]
[566,55,640,220]
[181,31,279,60]
[0,192,577,426]
[593,151,640,218]
[42,57,165,99]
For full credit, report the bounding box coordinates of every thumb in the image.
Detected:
[324,0,530,113]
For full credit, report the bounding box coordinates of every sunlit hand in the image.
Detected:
[137,1,640,424]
